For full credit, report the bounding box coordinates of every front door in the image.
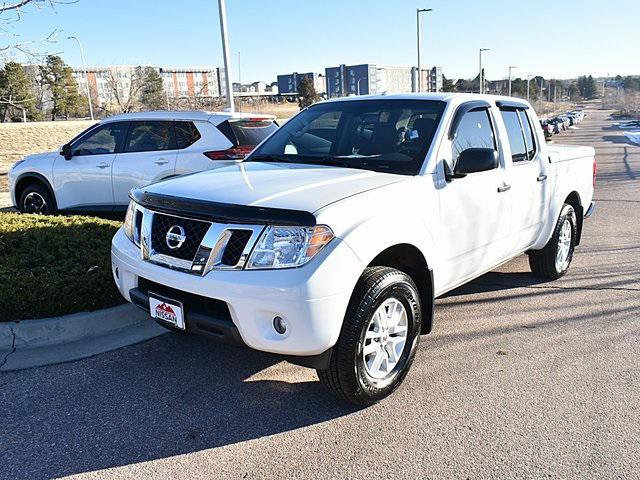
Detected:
[53,121,129,210]
[111,121,178,208]
[437,106,511,290]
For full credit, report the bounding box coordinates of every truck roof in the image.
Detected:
[103,110,276,124]
[320,92,531,108]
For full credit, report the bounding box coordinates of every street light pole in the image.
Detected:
[416,8,432,93]
[217,0,234,112]
[67,35,94,121]
[508,65,517,96]
[526,74,531,102]
[357,77,366,96]
[479,48,490,94]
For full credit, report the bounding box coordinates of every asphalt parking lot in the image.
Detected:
[1,107,638,479]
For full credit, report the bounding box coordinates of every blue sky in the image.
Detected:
[4,0,639,82]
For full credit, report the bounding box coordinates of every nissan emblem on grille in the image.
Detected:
[165,225,186,250]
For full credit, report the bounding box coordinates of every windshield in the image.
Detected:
[247,99,446,175]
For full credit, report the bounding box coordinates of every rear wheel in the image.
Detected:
[317,266,422,406]
[528,203,577,279]
[19,183,56,215]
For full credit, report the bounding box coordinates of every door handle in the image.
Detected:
[96,163,110,169]
[537,174,547,182]
[497,184,511,193]
[155,158,169,165]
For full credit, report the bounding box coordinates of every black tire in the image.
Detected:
[317,266,422,406]
[528,203,577,280]
[19,183,56,215]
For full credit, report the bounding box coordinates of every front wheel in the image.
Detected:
[528,203,577,279]
[19,183,56,215]
[317,266,422,406]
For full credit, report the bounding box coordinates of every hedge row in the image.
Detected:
[0,212,125,321]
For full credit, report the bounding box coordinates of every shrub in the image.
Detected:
[0,213,124,321]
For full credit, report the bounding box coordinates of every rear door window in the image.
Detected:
[124,121,175,153]
[518,110,537,160]
[500,110,528,163]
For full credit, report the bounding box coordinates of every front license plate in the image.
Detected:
[149,293,185,330]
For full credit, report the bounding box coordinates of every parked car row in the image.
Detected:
[8,111,279,214]
[540,110,585,138]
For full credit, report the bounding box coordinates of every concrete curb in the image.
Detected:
[0,304,167,371]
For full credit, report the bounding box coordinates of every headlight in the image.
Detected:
[246,225,334,269]
[123,200,136,242]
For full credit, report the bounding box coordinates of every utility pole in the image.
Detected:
[526,74,531,102]
[479,48,490,94]
[416,8,432,93]
[508,65,517,96]
[67,35,94,121]
[218,0,234,112]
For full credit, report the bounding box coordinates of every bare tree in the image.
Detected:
[1,0,77,61]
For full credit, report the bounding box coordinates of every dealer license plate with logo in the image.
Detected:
[149,293,185,330]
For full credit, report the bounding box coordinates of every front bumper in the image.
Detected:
[111,228,363,359]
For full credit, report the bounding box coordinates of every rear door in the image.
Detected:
[499,107,547,251]
[111,120,178,208]
[54,121,128,210]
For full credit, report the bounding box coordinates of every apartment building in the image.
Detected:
[71,66,227,109]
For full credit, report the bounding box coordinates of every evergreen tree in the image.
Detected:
[40,55,86,120]
[441,75,455,92]
[139,67,165,110]
[577,75,598,99]
[567,83,581,101]
[584,75,598,99]
[0,62,36,121]
[297,76,319,109]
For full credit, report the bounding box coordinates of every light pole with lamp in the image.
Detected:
[508,65,517,96]
[479,48,490,94]
[217,0,235,112]
[416,8,432,93]
[67,35,94,121]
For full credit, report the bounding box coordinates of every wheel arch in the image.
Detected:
[366,243,435,335]
[14,172,57,211]
[564,191,583,245]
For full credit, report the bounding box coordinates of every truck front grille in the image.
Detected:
[220,230,253,266]
[132,205,263,274]
[151,213,210,261]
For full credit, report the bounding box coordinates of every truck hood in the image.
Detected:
[143,161,407,213]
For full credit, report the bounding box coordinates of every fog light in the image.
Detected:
[273,316,287,335]
[114,267,119,279]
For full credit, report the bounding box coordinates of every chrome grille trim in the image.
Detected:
[134,205,263,275]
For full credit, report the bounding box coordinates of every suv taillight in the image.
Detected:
[204,145,254,160]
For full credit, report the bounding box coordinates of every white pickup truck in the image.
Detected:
[111,93,596,405]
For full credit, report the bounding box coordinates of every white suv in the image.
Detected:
[8,111,277,214]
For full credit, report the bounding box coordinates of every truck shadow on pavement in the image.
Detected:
[0,333,359,480]
[441,270,550,297]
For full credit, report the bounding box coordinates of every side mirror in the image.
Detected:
[449,148,498,180]
[60,143,73,160]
